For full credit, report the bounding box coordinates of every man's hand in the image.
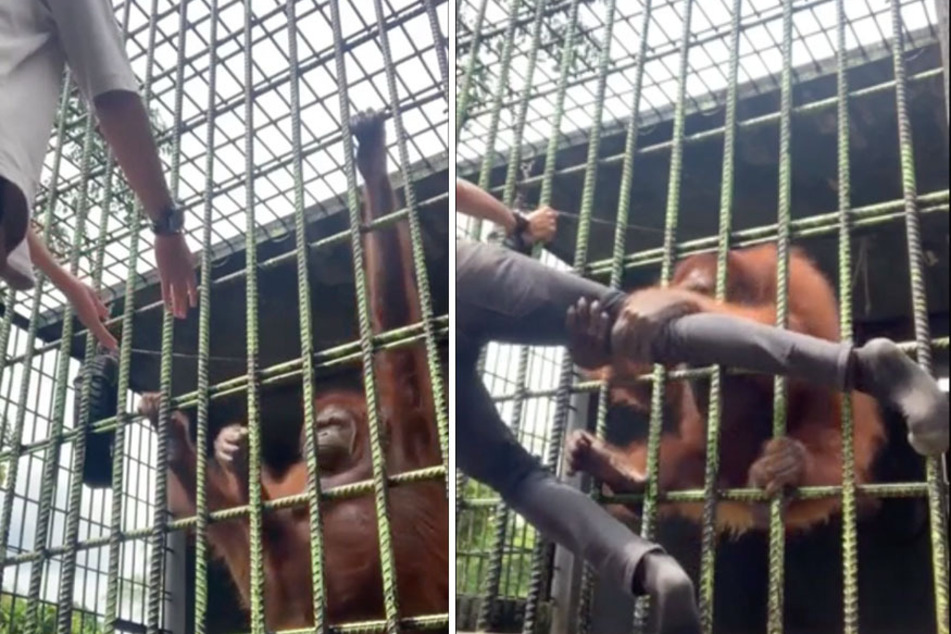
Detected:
[154,234,198,319]
[566,297,612,370]
[60,276,118,351]
[525,206,557,244]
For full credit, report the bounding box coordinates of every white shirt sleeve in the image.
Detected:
[47,0,140,102]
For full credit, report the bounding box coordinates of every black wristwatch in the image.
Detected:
[150,201,185,236]
[504,211,533,255]
[512,211,530,236]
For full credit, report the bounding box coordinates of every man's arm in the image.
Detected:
[27,226,71,288]
[93,92,173,222]
[456,179,558,246]
[27,227,118,350]
[48,0,197,318]
[456,179,519,232]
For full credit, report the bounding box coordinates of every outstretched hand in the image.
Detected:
[61,275,118,351]
[566,297,612,370]
[154,233,198,319]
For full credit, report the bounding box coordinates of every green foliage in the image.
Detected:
[456,0,606,120]
[0,594,103,633]
[456,479,538,599]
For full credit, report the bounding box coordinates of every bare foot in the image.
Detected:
[351,109,388,180]
[565,429,646,493]
[853,338,949,457]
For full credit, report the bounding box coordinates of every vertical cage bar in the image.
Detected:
[104,2,145,628]
[145,0,192,629]
[697,1,744,630]
[371,0,450,484]
[329,1,402,631]
[456,0,490,137]
[142,0,177,628]
[766,1,795,631]
[286,0,329,629]
[636,1,693,629]
[473,0,522,201]
[0,290,14,414]
[19,80,77,631]
[241,2,267,631]
[523,1,618,631]
[575,3,653,632]
[53,103,103,634]
[474,1,550,628]
[423,0,450,99]
[533,0,580,211]
[833,1,860,631]
[190,1,220,630]
[513,0,584,621]
[888,2,950,632]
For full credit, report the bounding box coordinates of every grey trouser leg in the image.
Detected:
[456,240,627,348]
[457,240,854,390]
[455,350,659,592]
[660,313,854,390]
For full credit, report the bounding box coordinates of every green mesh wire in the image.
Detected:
[0,1,449,633]
[456,1,950,633]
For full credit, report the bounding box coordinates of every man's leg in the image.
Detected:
[652,314,949,456]
[455,349,701,631]
[456,240,626,348]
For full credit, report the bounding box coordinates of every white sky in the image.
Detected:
[22,0,450,318]
[458,0,939,166]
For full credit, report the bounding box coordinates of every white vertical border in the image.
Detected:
[446,0,458,629]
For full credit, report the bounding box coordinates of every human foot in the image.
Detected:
[852,339,949,456]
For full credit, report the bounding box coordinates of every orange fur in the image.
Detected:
[584,244,886,534]
[159,113,447,630]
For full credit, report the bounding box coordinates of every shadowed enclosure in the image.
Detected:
[455,1,948,633]
[0,1,449,632]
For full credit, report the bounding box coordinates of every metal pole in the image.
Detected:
[162,531,187,633]
[936,0,949,123]
[548,388,592,634]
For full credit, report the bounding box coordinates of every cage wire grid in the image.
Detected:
[455,0,949,633]
[0,0,450,632]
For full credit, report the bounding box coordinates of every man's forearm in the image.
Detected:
[27,227,72,288]
[456,179,517,233]
[93,90,173,221]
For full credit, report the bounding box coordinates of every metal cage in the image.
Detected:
[455,1,949,632]
[0,1,450,632]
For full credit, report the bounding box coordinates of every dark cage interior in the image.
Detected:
[455,0,949,632]
[36,174,451,632]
